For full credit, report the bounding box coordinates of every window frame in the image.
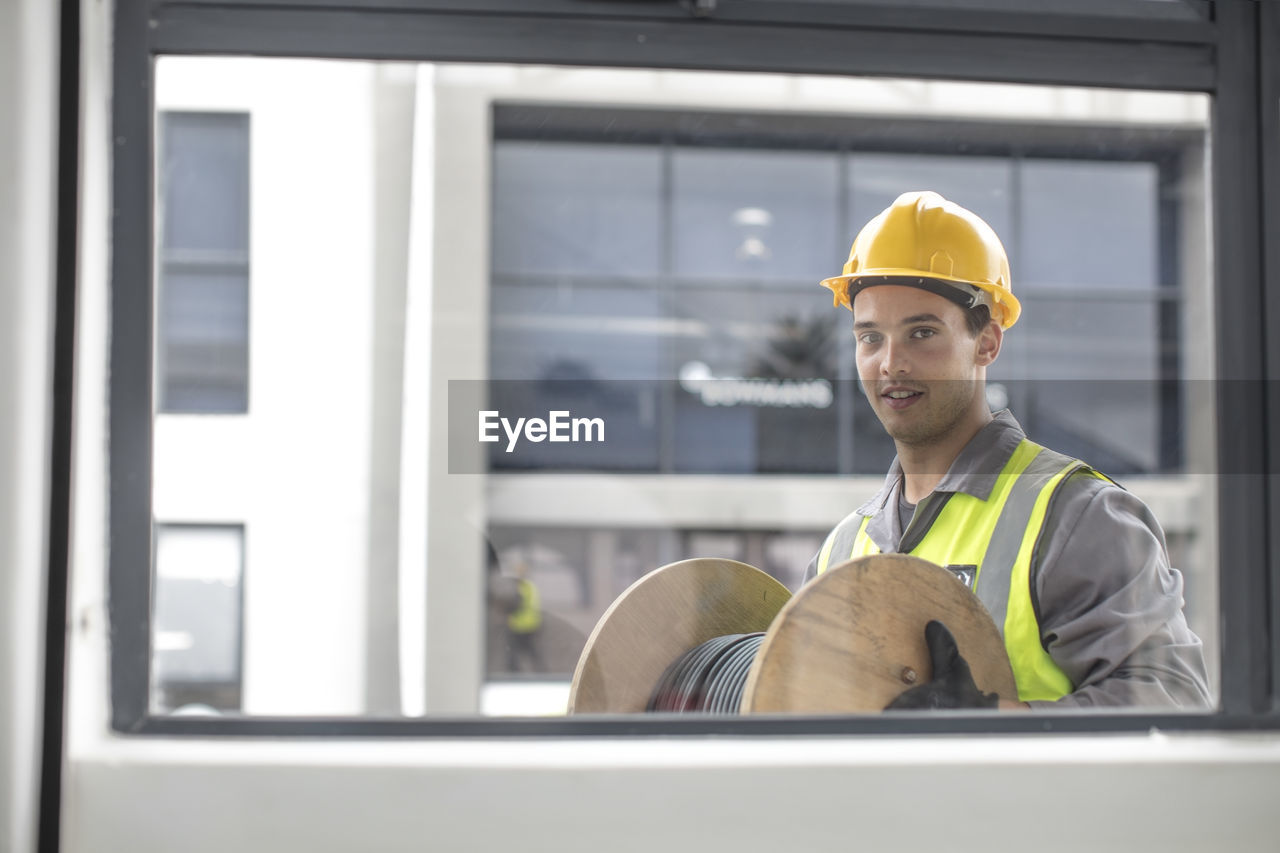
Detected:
[1263,0,1280,718]
[106,0,1278,735]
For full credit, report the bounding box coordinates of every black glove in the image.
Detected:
[884,620,999,710]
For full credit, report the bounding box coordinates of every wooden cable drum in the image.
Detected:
[567,558,791,714]
[568,553,1017,715]
[741,554,1017,712]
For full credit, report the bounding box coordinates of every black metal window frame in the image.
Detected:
[105,0,1280,736]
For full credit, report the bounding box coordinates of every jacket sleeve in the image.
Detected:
[800,550,819,588]
[1025,473,1213,710]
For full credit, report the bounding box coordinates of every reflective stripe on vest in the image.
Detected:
[816,439,1093,702]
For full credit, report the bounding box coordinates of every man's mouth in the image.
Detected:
[880,387,923,410]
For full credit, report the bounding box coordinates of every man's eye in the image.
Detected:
[857,333,881,345]
[911,328,936,339]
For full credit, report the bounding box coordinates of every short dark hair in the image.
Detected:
[963,303,993,337]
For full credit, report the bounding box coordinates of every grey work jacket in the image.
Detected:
[804,410,1212,710]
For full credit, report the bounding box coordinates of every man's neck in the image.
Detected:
[896,408,993,504]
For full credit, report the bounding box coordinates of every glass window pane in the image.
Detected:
[665,290,838,474]
[482,525,818,712]
[491,142,662,278]
[999,296,1162,381]
[672,148,841,285]
[488,284,664,471]
[1020,159,1160,290]
[848,153,1014,251]
[152,524,244,714]
[156,110,251,414]
[159,112,250,253]
[490,285,666,381]
[157,270,250,413]
[485,529,597,681]
[997,298,1171,474]
[139,58,1214,721]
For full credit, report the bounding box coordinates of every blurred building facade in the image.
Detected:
[148,58,1216,718]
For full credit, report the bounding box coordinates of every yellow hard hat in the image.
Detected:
[820,190,1021,329]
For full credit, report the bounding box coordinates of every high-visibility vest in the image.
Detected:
[508,578,543,634]
[816,439,1102,702]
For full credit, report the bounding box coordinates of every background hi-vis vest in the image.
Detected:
[508,579,543,634]
[817,439,1098,702]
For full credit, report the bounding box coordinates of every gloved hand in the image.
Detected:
[884,620,999,710]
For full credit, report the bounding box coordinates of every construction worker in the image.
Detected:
[809,190,1210,710]
[505,559,546,673]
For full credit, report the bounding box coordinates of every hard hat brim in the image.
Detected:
[821,271,1021,330]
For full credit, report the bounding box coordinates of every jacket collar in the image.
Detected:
[855,408,1027,517]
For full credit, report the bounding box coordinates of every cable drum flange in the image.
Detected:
[741,554,1017,713]
[567,558,792,714]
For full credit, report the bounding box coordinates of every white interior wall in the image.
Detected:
[63,733,1280,853]
[0,1,58,851]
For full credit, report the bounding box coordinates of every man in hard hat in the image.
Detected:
[809,190,1210,710]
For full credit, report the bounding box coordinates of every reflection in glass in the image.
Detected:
[672,148,840,284]
[847,152,1014,245]
[1020,159,1159,290]
[492,142,662,278]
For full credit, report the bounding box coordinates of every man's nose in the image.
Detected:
[882,338,910,376]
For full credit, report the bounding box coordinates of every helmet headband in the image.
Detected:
[847,275,989,314]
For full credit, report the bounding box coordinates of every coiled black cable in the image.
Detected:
[646,632,766,713]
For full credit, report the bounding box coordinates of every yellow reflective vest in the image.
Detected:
[508,578,542,634]
[816,438,1104,703]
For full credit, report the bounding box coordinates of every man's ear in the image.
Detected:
[975,321,1002,367]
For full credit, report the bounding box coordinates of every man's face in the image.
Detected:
[852,285,997,448]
